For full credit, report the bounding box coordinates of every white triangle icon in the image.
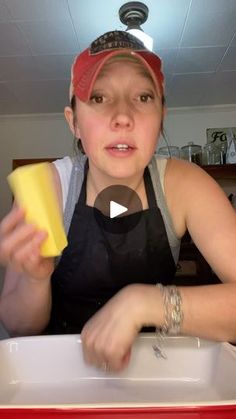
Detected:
[110,200,128,218]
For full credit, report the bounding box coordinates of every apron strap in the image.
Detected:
[64,153,87,235]
[148,156,180,263]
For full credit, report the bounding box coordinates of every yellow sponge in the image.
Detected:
[7,162,68,257]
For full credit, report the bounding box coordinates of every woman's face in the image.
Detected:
[73,58,164,182]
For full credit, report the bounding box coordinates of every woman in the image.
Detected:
[0,31,236,372]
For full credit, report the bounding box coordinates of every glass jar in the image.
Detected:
[180,142,202,165]
[218,142,227,164]
[202,143,221,165]
[226,129,236,164]
[157,146,180,158]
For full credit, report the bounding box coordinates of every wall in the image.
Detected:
[0,113,72,222]
[0,104,236,286]
[162,104,236,198]
[160,104,236,148]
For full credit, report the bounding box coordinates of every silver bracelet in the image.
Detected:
[153,283,184,359]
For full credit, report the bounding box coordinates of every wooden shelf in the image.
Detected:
[12,158,58,170]
[201,164,236,179]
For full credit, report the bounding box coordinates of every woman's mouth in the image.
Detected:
[105,142,136,157]
[105,143,136,157]
[111,144,132,151]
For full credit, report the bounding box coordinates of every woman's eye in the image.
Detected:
[90,95,104,104]
[137,93,154,103]
[139,94,154,103]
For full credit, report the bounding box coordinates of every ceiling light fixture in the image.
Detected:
[119,1,153,51]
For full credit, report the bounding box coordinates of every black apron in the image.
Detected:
[46,162,176,334]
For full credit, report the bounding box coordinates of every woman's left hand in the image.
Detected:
[81,284,157,372]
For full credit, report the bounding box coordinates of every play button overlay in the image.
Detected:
[94,185,142,234]
[110,201,128,218]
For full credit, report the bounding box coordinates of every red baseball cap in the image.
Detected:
[70,30,164,102]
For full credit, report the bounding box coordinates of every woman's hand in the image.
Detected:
[0,206,54,281]
[81,284,160,372]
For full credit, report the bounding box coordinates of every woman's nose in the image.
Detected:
[110,101,134,130]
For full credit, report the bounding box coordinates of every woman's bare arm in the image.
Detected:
[164,158,236,341]
[0,265,52,335]
[0,163,62,336]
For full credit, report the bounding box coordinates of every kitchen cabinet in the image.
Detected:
[176,164,236,286]
[202,163,236,180]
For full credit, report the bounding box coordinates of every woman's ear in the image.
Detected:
[64,106,75,135]
[64,106,81,138]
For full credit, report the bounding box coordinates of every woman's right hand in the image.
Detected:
[0,206,54,280]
